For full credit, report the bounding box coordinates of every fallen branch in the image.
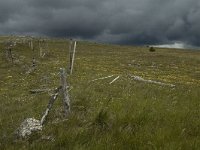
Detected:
[109,76,120,84]
[30,86,70,94]
[131,75,175,87]
[29,89,52,94]
[90,75,114,82]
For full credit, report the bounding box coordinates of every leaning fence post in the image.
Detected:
[60,68,70,116]
[40,86,62,125]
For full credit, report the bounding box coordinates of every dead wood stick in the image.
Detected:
[40,86,62,125]
[131,75,175,87]
[90,75,114,82]
[109,76,120,84]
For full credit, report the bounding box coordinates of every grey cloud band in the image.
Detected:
[0,0,200,46]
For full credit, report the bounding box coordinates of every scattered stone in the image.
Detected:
[15,118,42,138]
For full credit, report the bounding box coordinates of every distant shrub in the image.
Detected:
[149,47,156,52]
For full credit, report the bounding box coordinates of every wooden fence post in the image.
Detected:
[6,46,13,63]
[31,40,33,50]
[9,48,13,63]
[31,40,36,67]
[28,40,30,48]
[60,68,70,116]
[39,40,43,57]
[70,41,77,75]
[68,40,77,75]
[68,39,73,73]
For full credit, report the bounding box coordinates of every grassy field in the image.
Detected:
[0,36,200,149]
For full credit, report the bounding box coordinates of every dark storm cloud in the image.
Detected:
[0,0,200,46]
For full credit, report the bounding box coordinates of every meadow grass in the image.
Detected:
[0,36,200,149]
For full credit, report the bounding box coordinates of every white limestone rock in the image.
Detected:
[16,118,42,138]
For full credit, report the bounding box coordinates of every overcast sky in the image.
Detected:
[0,0,200,46]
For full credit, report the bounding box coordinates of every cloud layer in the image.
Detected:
[0,0,200,46]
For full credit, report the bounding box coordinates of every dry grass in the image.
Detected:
[0,36,200,149]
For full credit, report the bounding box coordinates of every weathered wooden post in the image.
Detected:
[31,39,36,67]
[68,39,77,75]
[39,39,47,58]
[70,41,77,75]
[32,57,36,67]
[43,40,47,57]
[30,39,33,50]
[68,39,73,73]
[39,40,43,57]
[28,40,31,48]
[60,68,70,116]
[5,41,14,63]
[8,47,13,63]
[46,40,49,51]
[28,40,30,48]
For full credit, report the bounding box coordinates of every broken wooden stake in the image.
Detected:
[109,76,120,84]
[39,69,71,125]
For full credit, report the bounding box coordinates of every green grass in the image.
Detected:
[0,36,200,149]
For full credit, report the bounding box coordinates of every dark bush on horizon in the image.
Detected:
[149,47,156,52]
